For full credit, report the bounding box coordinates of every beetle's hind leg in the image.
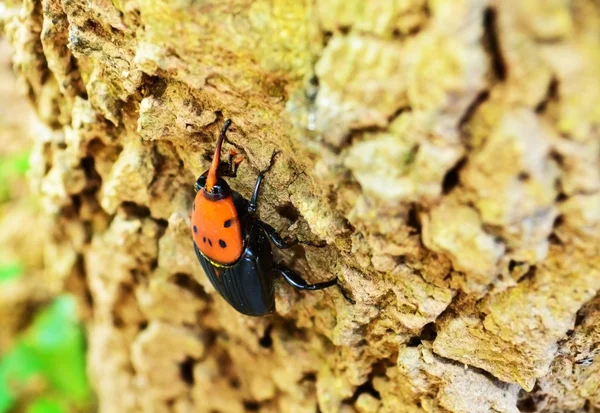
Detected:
[275,263,337,291]
[248,150,281,215]
[275,262,356,303]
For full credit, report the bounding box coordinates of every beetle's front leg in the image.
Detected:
[259,221,327,249]
[218,149,244,178]
[248,151,280,215]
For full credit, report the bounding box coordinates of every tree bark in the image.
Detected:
[2,0,600,412]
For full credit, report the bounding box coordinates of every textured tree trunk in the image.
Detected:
[2,0,600,412]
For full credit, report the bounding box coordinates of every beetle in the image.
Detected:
[191,119,338,316]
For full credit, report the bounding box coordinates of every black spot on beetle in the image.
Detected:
[193,225,197,234]
[219,239,227,248]
[203,237,206,243]
[208,239,213,247]
[224,219,232,228]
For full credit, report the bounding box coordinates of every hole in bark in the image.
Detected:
[420,322,437,341]
[371,360,390,377]
[458,90,489,132]
[517,397,536,412]
[113,315,124,328]
[549,216,564,245]
[14,301,47,333]
[322,31,333,46]
[442,158,466,194]
[300,372,317,383]
[508,260,521,272]
[407,336,421,347]
[517,387,545,412]
[305,75,319,102]
[83,286,94,308]
[83,19,101,31]
[243,401,260,411]
[138,321,148,331]
[259,325,273,348]
[276,202,300,223]
[351,381,381,401]
[407,205,421,232]
[172,273,208,300]
[86,138,106,156]
[71,195,82,215]
[548,233,562,245]
[483,8,507,81]
[520,266,537,283]
[555,193,567,202]
[120,202,151,218]
[179,357,195,385]
[535,77,559,113]
[574,309,586,327]
[550,150,564,166]
[339,26,350,35]
[517,172,530,181]
[553,215,564,229]
[140,75,167,98]
[81,156,103,189]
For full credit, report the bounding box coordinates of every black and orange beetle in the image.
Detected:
[191,119,338,316]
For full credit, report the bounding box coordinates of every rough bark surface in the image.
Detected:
[2,0,600,412]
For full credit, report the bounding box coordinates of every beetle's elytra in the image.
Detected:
[191,119,338,316]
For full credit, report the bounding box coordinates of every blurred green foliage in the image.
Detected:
[0,296,92,413]
[0,147,93,411]
[0,151,30,202]
[0,263,23,284]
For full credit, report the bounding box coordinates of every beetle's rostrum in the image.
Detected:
[191,119,338,316]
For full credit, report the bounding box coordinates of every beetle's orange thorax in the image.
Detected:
[192,191,243,265]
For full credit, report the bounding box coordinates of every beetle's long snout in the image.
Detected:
[206,119,232,191]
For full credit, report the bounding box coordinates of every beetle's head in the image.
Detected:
[195,120,232,200]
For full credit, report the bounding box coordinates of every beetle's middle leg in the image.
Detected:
[275,263,337,290]
[259,221,297,249]
[259,221,326,249]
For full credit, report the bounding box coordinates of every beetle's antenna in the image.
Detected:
[206,119,232,191]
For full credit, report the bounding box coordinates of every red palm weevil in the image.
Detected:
[191,119,338,316]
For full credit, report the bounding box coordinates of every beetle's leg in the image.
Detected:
[259,220,327,249]
[248,150,280,215]
[219,149,244,178]
[259,221,298,249]
[275,264,337,291]
[194,176,204,193]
